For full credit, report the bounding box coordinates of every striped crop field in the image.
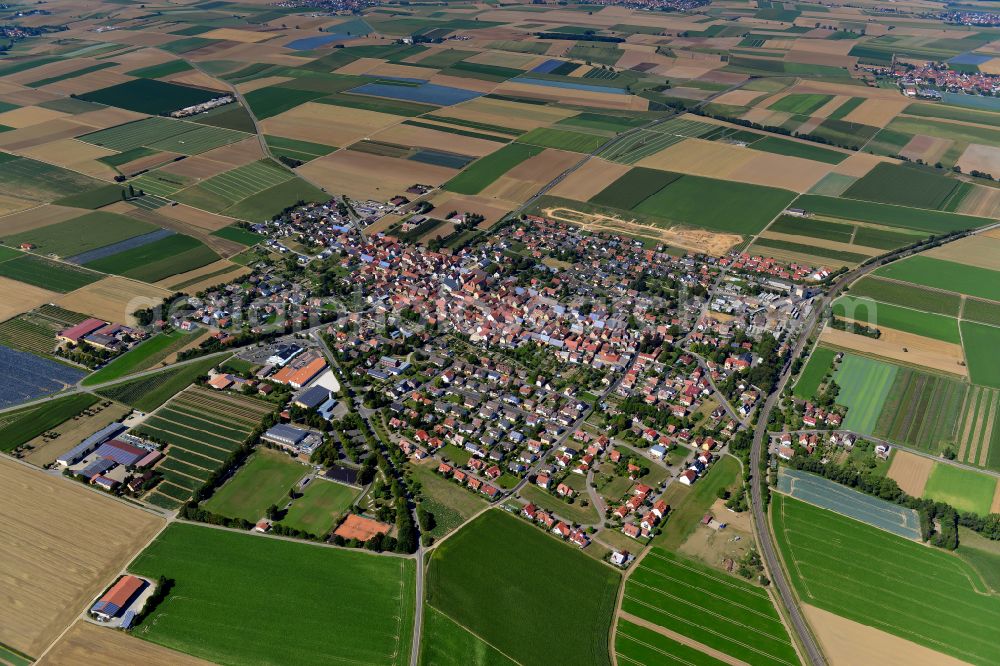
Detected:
[955,386,1000,469]
[600,118,717,164]
[834,353,898,434]
[617,549,798,666]
[872,367,966,455]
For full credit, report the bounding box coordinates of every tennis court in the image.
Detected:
[777,468,921,540]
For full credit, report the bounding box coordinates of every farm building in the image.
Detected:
[57,318,107,344]
[93,439,148,467]
[90,575,146,622]
[56,423,127,467]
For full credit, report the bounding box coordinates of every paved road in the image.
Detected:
[747,222,1000,665]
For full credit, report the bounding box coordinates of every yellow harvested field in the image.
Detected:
[39,70,132,97]
[803,605,968,666]
[372,123,501,157]
[17,138,117,178]
[979,57,1000,75]
[548,157,631,201]
[236,75,292,93]
[843,99,911,128]
[887,450,934,497]
[156,202,239,232]
[819,325,967,377]
[0,204,84,235]
[116,150,179,176]
[958,143,1000,177]
[924,234,1000,271]
[637,138,829,192]
[899,134,952,165]
[494,80,648,111]
[481,148,580,204]
[201,27,273,42]
[71,106,146,130]
[542,205,742,256]
[758,230,879,257]
[0,276,57,322]
[0,457,164,657]
[832,152,890,178]
[159,258,249,292]
[464,50,537,69]
[0,105,67,128]
[957,185,1000,219]
[427,73,497,93]
[443,96,575,131]
[0,193,36,216]
[55,276,172,325]
[259,102,403,146]
[39,620,212,666]
[332,57,385,76]
[196,137,265,168]
[165,69,228,92]
[367,62,440,80]
[298,150,457,201]
[712,89,764,106]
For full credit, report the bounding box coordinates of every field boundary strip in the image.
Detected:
[425,602,525,666]
[616,615,740,666]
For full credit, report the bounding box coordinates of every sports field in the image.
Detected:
[793,346,836,399]
[204,449,307,522]
[279,479,359,535]
[960,321,1000,389]
[619,549,798,666]
[129,523,415,665]
[773,494,1000,665]
[876,256,1000,302]
[426,510,620,666]
[921,463,998,515]
[777,468,921,539]
[833,353,898,434]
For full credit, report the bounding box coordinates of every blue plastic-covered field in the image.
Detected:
[0,345,85,408]
[777,467,921,540]
[348,82,482,106]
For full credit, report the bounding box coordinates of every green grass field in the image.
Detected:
[773,494,1000,665]
[922,463,998,515]
[768,93,834,115]
[223,177,329,222]
[847,276,961,316]
[832,297,961,343]
[426,510,619,666]
[634,174,795,235]
[0,393,98,451]
[518,483,599,524]
[419,605,516,666]
[79,78,222,115]
[84,234,219,283]
[875,256,1000,302]
[443,143,544,195]
[834,353,898,434]
[794,346,836,399]
[0,154,106,203]
[204,449,307,522]
[82,330,203,386]
[0,255,101,292]
[873,367,966,455]
[617,619,729,666]
[129,523,415,665]
[518,127,605,153]
[749,136,847,164]
[963,298,1000,326]
[620,549,797,666]
[80,117,247,155]
[842,163,965,210]
[752,237,869,265]
[960,321,1000,389]
[590,167,680,210]
[653,455,740,550]
[265,134,337,162]
[97,355,222,412]
[3,211,157,258]
[794,194,987,233]
[279,479,358,535]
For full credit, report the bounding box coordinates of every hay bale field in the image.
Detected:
[0,457,164,657]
